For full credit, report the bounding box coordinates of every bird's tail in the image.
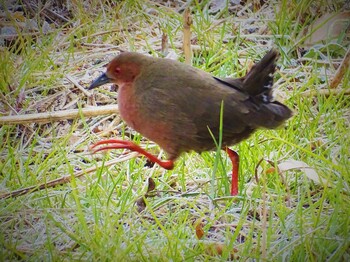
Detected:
[242,49,278,100]
[216,49,293,128]
[244,49,293,128]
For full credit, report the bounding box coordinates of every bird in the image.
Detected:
[88,49,292,196]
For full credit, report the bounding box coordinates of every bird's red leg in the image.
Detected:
[225,147,239,196]
[91,139,174,170]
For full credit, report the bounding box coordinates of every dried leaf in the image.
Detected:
[203,242,237,259]
[136,197,146,213]
[301,12,350,47]
[194,218,205,239]
[265,167,276,175]
[146,177,156,193]
[91,125,103,134]
[13,11,26,22]
[277,159,329,186]
[208,0,227,14]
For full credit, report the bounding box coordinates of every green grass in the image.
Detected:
[1,0,349,260]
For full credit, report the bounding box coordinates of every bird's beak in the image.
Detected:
[89,73,112,90]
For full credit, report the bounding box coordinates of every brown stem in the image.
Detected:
[330,48,350,89]
[0,105,118,125]
[183,7,192,65]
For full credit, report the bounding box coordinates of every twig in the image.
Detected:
[43,7,70,23]
[161,32,169,56]
[0,152,139,200]
[65,74,92,97]
[261,180,268,260]
[81,43,120,49]
[300,88,350,97]
[0,105,119,125]
[0,92,18,115]
[329,48,350,89]
[0,32,41,39]
[183,7,192,65]
[298,57,343,64]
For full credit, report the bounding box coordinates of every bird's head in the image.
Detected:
[89,52,149,89]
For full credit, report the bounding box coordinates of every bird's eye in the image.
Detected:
[115,67,121,74]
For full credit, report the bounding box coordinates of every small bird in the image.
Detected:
[88,49,292,195]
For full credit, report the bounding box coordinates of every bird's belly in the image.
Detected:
[117,86,174,153]
[117,86,140,130]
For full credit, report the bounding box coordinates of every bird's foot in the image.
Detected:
[90,139,174,170]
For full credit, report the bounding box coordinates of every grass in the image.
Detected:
[0,0,349,260]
